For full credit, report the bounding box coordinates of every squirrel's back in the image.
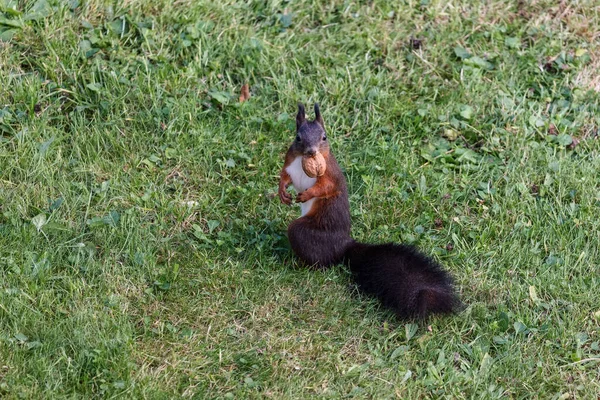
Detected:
[287,151,353,267]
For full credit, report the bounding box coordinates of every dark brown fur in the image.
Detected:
[278,104,461,319]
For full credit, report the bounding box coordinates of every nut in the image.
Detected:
[302,152,326,178]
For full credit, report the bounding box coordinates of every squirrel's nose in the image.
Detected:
[306,148,317,156]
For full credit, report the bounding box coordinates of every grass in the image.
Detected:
[1,0,600,398]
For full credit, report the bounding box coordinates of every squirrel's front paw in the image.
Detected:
[279,188,293,205]
[296,191,313,203]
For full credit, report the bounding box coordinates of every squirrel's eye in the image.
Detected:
[296,135,301,142]
[322,136,327,141]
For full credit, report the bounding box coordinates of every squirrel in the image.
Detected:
[278,103,461,319]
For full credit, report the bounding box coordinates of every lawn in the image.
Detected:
[1,0,599,398]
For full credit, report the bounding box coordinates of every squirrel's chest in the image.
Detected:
[286,156,317,192]
[286,156,317,216]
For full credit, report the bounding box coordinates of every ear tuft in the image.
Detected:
[314,103,324,127]
[296,103,306,130]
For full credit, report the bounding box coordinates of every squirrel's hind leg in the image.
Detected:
[287,217,352,268]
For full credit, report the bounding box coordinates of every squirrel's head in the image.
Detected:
[293,103,329,157]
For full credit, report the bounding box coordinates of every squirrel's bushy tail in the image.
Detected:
[344,241,461,319]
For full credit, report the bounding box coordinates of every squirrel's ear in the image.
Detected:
[296,103,306,130]
[314,103,324,127]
